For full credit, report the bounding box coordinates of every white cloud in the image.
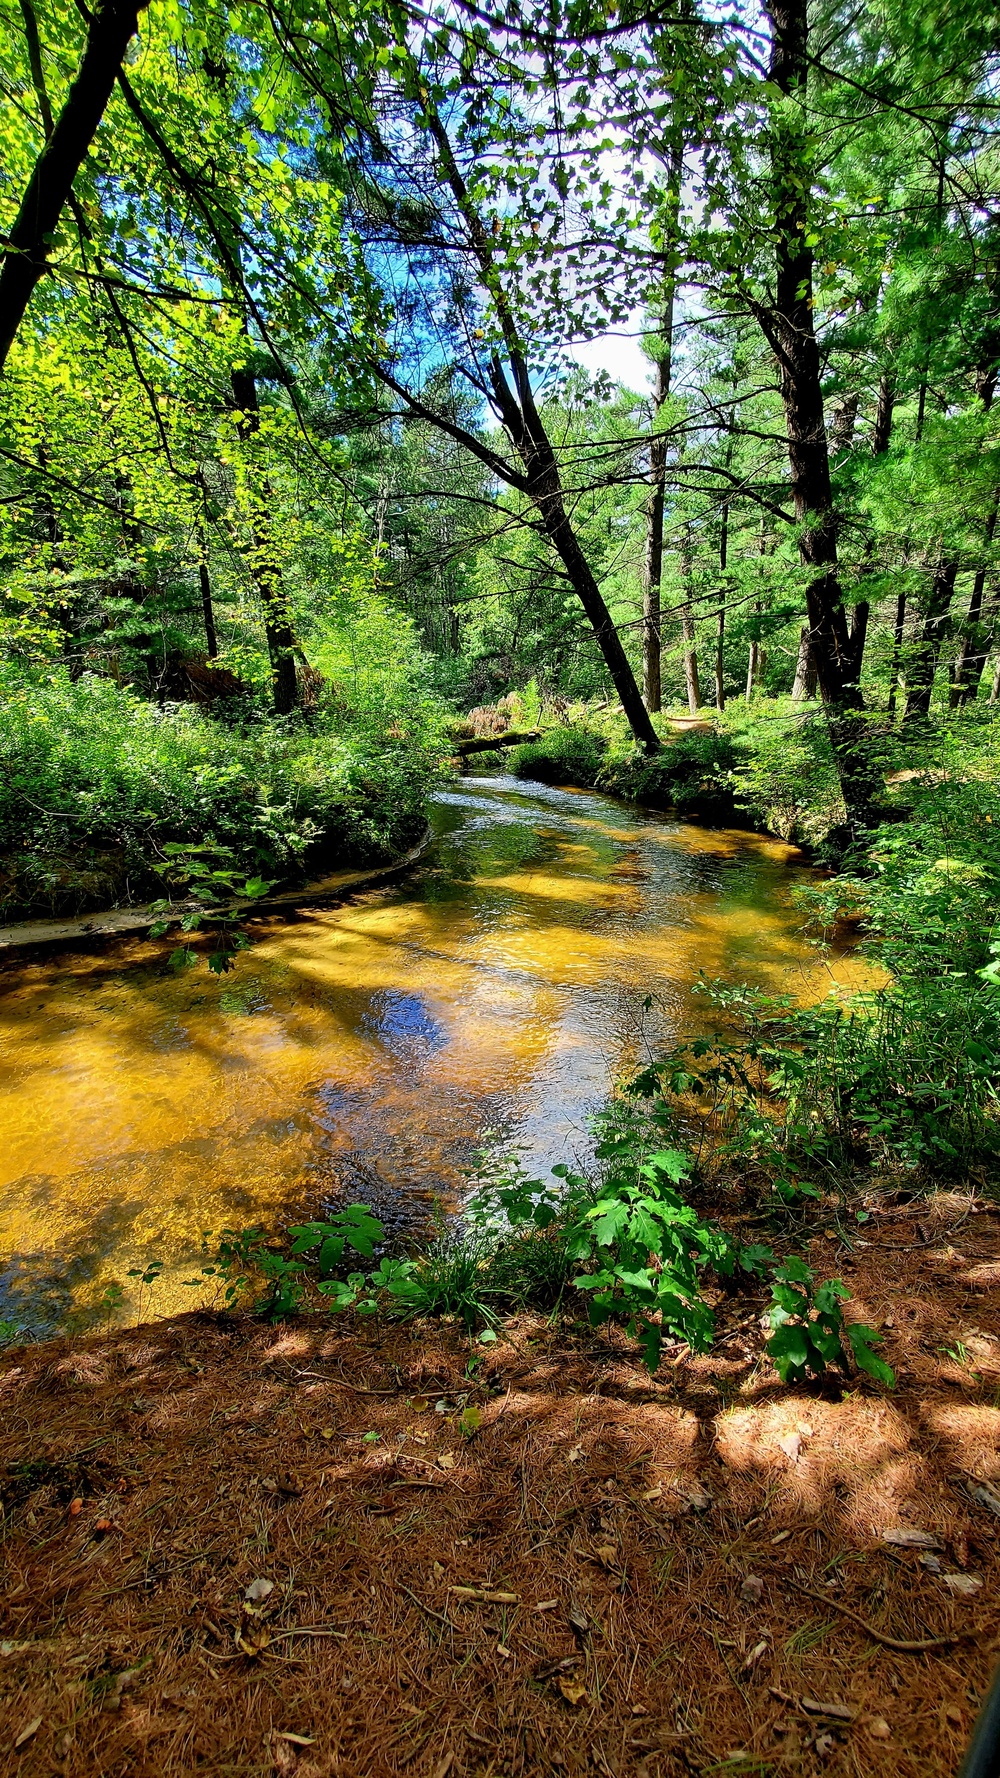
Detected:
[571,326,653,394]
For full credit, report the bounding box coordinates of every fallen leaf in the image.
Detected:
[496,1643,513,1659]
[436,1451,456,1471]
[68,1498,83,1517]
[640,1484,663,1501]
[320,1428,334,1441]
[246,1578,275,1605]
[93,1517,113,1535]
[945,1706,965,1729]
[433,1754,454,1778]
[920,1552,942,1574]
[567,1444,586,1463]
[236,1629,271,1657]
[536,1599,559,1612]
[968,1481,1000,1519]
[880,1529,941,1549]
[740,1574,764,1605]
[797,1421,814,1437]
[567,1601,590,1636]
[814,1733,835,1755]
[409,1395,429,1412]
[682,1488,712,1513]
[432,1561,445,1580]
[460,1407,482,1439]
[593,1544,618,1569]
[941,1572,983,1597]
[743,1639,769,1672]
[778,1431,802,1463]
[771,1529,792,1545]
[275,1733,315,1747]
[558,1676,588,1707]
[867,1719,891,1740]
[13,1718,41,1750]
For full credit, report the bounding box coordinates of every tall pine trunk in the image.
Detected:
[764,0,876,834]
[642,144,682,715]
[231,362,299,716]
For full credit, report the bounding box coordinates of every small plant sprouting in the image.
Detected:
[765,1257,895,1387]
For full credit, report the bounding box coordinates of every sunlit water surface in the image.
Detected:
[0,776,873,1333]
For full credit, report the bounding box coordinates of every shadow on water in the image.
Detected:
[0,774,877,1335]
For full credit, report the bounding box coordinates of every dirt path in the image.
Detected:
[1,1204,998,1777]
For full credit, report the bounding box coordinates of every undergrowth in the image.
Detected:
[0,663,442,915]
[162,1068,893,1389]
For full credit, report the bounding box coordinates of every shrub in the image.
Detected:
[599,729,737,814]
[0,664,441,914]
[508,725,605,785]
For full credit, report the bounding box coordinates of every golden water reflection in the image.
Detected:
[0,776,876,1333]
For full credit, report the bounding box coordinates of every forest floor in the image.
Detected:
[1,1197,999,1778]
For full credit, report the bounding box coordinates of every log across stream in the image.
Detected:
[0,775,875,1336]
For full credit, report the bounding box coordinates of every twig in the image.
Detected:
[399,1585,466,1635]
[290,1369,398,1395]
[788,1580,978,1652]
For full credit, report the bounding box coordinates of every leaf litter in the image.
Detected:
[0,1207,999,1775]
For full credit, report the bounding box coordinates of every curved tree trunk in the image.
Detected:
[0,0,145,377]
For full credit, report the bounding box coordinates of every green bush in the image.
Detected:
[599,729,737,813]
[0,664,441,914]
[508,725,605,785]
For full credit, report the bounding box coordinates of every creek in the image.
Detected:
[0,775,872,1335]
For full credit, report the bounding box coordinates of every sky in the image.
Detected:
[572,326,654,394]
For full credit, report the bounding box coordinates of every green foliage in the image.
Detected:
[599,730,737,814]
[508,725,606,786]
[765,1257,894,1387]
[0,665,436,916]
[716,707,845,848]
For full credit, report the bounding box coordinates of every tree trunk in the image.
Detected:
[715,501,728,711]
[950,499,999,704]
[872,374,895,457]
[540,491,661,750]
[887,586,906,718]
[198,558,218,661]
[681,604,701,713]
[230,362,299,716]
[902,557,958,723]
[642,147,681,715]
[764,0,878,834]
[643,371,666,714]
[677,526,700,713]
[0,0,145,377]
[791,626,817,699]
[415,97,660,753]
[745,641,759,704]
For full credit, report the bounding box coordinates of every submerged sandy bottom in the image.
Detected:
[0,777,875,1332]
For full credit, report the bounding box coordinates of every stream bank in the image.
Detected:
[0,776,875,1340]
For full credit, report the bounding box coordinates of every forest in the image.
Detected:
[2,0,1000,1774]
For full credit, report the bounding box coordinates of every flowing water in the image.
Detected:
[0,776,872,1335]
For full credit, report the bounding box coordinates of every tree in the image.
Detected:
[0,0,147,376]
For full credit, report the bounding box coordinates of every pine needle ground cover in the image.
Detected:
[1,1199,998,1778]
